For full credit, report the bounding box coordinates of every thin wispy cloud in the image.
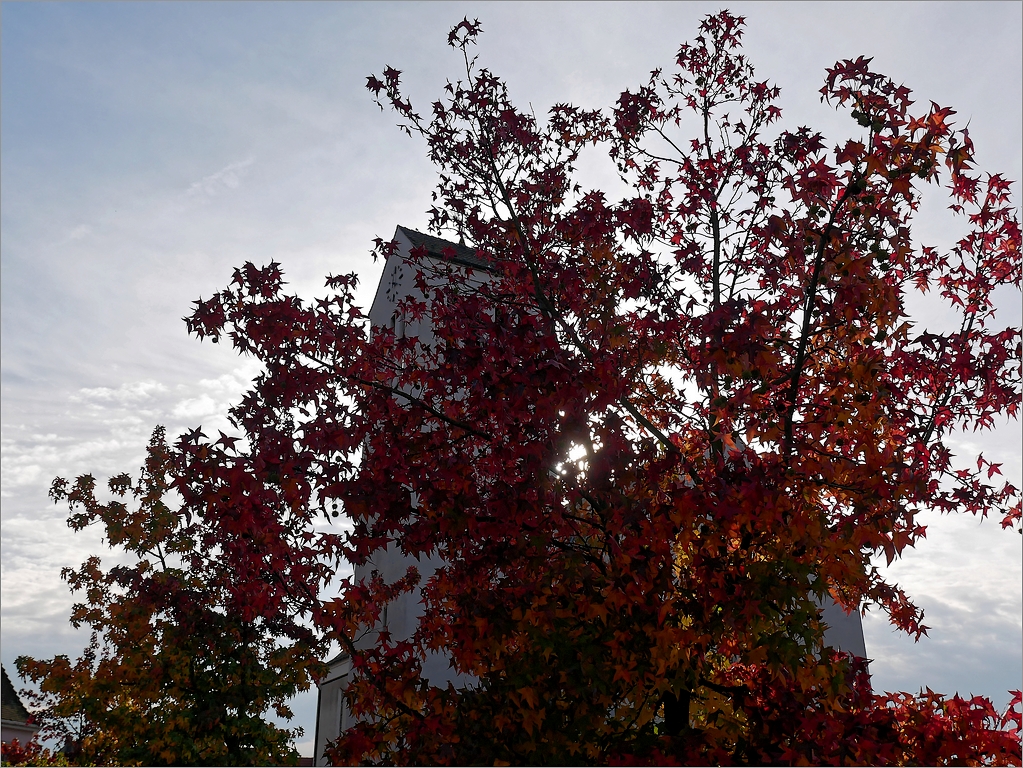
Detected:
[186,157,255,198]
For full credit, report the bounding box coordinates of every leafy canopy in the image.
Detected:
[17,424,338,766]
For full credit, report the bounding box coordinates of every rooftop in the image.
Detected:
[397,226,492,271]
[1,666,30,724]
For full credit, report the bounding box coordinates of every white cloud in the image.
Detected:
[71,380,168,404]
[1,462,42,489]
[171,393,219,419]
[194,370,259,396]
[68,224,92,240]
[169,368,261,421]
[186,158,255,198]
[1,367,258,507]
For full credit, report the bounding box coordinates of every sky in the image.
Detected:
[2,1,1021,756]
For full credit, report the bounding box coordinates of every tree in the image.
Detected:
[16,425,340,766]
[19,10,1021,766]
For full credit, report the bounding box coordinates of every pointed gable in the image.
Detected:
[1,667,30,725]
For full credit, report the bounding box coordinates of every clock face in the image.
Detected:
[384,263,404,304]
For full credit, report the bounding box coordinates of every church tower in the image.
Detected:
[313,227,487,763]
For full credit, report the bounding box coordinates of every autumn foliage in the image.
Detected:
[17,10,1022,766]
[17,427,335,766]
[0,738,68,767]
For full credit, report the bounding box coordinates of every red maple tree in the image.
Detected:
[18,10,1020,766]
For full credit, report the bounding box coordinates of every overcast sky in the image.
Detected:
[2,1,1020,756]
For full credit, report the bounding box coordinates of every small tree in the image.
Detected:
[20,10,1021,766]
[17,425,340,766]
